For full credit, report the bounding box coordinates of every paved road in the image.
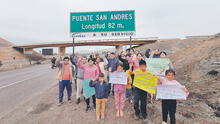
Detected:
[0,64,57,118]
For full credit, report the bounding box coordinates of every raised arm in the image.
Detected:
[77,57,85,70]
[118,55,126,63]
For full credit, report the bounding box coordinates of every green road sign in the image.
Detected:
[70,10,135,33]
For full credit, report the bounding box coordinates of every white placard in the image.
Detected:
[109,72,128,85]
[156,85,187,100]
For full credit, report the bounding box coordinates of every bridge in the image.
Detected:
[13,37,158,55]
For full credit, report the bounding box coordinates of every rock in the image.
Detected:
[214,111,220,117]
[26,107,34,113]
[182,112,196,118]
[207,70,219,76]
[206,101,220,110]
[217,106,220,111]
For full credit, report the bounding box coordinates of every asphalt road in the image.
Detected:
[0,64,57,118]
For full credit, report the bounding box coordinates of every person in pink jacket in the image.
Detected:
[78,57,99,112]
[130,53,144,70]
[110,63,127,117]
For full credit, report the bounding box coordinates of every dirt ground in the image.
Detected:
[0,80,219,124]
[0,35,220,124]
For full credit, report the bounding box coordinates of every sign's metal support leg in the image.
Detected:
[130,36,132,48]
[72,37,75,54]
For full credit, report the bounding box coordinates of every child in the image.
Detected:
[90,73,109,121]
[125,62,133,103]
[159,69,189,124]
[113,63,127,117]
[133,60,151,122]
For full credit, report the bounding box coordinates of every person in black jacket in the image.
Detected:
[118,53,131,71]
[145,49,151,58]
[90,73,109,121]
[152,49,161,58]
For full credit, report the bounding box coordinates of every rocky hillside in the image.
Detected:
[0,37,46,71]
[136,34,220,123]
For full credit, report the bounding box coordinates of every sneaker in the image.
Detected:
[162,121,167,124]
[57,102,64,106]
[76,98,80,104]
[68,100,72,103]
[86,106,91,112]
[134,114,140,120]
[143,118,152,123]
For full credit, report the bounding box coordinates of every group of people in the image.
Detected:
[54,48,189,124]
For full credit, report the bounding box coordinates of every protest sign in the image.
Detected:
[133,70,158,94]
[156,85,187,100]
[145,58,172,76]
[109,72,128,85]
[82,78,95,99]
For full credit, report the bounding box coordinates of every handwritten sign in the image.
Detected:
[133,70,158,94]
[109,72,128,85]
[156,85,187,100]
[82,78,95,99]
[145,58,172,76]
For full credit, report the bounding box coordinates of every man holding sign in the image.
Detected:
[133,60,158,123]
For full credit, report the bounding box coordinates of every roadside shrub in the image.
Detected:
[0,60,2,67]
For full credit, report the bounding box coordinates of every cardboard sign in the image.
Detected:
[145,58,172,76]
[109,72,128,85]
[156,85,187,100]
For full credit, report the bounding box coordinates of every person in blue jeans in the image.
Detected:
[59,80,72,104]
[56,56,73,106]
